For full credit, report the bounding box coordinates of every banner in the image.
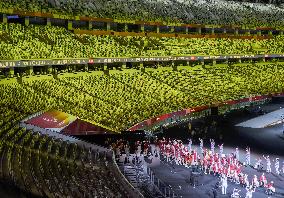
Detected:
[0,54,284,68]
[89,54,284,64]
[0,59,89,68]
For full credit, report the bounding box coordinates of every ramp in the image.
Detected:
[235,108,284,128]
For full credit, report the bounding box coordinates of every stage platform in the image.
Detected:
[235,108,284,128]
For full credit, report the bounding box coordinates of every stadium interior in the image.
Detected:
[0,0,284,198]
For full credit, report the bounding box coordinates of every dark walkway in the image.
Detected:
[150,158,284,198]
[152,101,284,198]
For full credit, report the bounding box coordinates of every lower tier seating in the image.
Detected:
[0,105,132,197]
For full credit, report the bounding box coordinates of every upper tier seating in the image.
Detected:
[0,0,284,28]
[1,63,284,131]
[0,23,284,60]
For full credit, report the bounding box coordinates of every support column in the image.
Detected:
[122,62,127,69]
[223,29,227,34]
[197,27,201,34]
[235,29,239,35]
[103,63,109,75]
[26,66,33,75]
[103,63,108,70]
[156,26,160,33]
[84,64,89,71]
[155,63,160,69]
[124,23,128,32]
[170,26,174,33]
[211,28,215,34]
[140,62,145,72]
[67,65,72,72]
[46,18,51,26]
[238,59,242,63]
[67,20,73,30]
[24,16,29,26]
[185,26,189,34]
[47,65,53,74]
[224,59,229,65]
[2,14,7,23]
[213,59,216,65]
[107,22,111,31]
[201,60,205,66]
[9,67,14,77]
[140,24,145,32]
[88,21,93,30]
[172,62,177,71]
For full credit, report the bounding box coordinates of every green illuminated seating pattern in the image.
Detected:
[1,23,284,60]
[0,0,284,28]
[1,63,284,131]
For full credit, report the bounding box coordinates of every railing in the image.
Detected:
[146,167,179,198]
[111,154,144,198]
[116,153,179,198]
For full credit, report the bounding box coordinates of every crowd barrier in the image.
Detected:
[146,166,179,198]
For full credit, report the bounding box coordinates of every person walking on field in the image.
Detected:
[220,174,228,195]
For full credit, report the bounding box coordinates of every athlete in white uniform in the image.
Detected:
[275,158,280,175]
[210,139,215,154]
[263,155,271,173]
[187,138,192,153]
[235,147,239,161]
[218,143,224,155]
[221,174,228,195]
[199,138,204,154]
[245,185,255,198]
[245,147,250,166]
